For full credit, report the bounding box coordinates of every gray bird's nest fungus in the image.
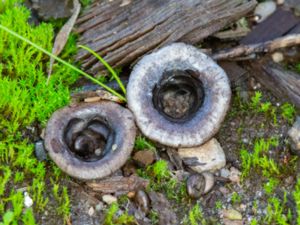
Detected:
[127,43,231,147]
[44,101,136,180]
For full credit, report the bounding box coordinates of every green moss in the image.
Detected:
[0,1,79,224]
[183,204,207,225]
[103,203,136,225]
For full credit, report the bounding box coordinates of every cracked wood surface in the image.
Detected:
[75,0,256,74]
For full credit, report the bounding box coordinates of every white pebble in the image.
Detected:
[102,195,117,205]
[272,52,284,63]
[88,207,95,216]
[254,1,276,23]
[24,192,33,208]
[276,0,284,5]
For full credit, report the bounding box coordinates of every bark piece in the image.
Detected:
[178,138,226,173]
[288,23,300,34]
[219,61,248,89]
[249,61,300,109]
[75,0,256,75]
[86,175,149,193]
[212,34,300,61]
[241,8,300,44]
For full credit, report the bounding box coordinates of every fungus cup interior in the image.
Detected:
[64,117,115,162]
[152,69,205,122]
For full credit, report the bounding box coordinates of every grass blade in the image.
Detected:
[78,45,127,95]
[0,24,126,102]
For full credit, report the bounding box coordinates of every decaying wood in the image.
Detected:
[249,61,300,109]
[212,34,300,61]
[240,8,300,44]
[75,0,256,75]
[219,61,248,89]
[86,175,149,193]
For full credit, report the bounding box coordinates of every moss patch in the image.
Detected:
[0,1,79,224]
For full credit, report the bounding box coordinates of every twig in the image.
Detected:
[212,34,300,61]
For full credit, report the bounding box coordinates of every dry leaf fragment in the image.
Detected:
[47,0,81,84]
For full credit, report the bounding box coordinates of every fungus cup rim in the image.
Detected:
[127,43,231,147]
[44,101,136,180]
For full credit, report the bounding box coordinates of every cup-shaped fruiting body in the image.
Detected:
[44,101,136,180]
[127,43,231,147]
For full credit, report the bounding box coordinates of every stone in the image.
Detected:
[229,167,241,184]
[272,52,284,63]
[134,190,150,214]
[220,168,230,178]
[222,209,243,220]
[34,140,47,161]
[88,207,95,216]
[95,202,104,211]
[288,117,300,152]
[133,150,155,167]
[178,138,226,173]
[254,1,276,23]
[102,195,117,205]
[24,192,33,208]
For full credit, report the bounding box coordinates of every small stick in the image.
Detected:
[212,34,300,61]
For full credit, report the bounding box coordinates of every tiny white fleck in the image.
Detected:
[24,192,33,208]
[112,144,117,151]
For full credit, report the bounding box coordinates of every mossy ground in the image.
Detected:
[1,1,300,225]
[0,1,78,224]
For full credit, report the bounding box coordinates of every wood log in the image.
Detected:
[86,175,149,193]
[249,61,300,110]
[75,0,256,75]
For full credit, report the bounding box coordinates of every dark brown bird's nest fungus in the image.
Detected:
[127,43,231,147]
[44,101,136,180]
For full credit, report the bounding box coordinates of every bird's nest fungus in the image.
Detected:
[45,43,231,180]
[44,101,136,180]
[127,43,231,147]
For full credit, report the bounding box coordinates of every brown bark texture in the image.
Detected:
[75,0,256,75]
[249,61,300,110]
[86,175,149,193]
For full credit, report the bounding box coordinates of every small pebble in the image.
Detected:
[229,167,241,184]
[277,0,284,4]
[127,191,135,198]
[220,168,230,178]
[112,144,117,151]
[272,52,284,63]
[239,204,247,212]
[133,150,155,167]
[102,195,117,205]
[254,1,276,23]
[24,192,33,208]
[34,141,47,161]
[134,190,150,214]
[95,202,104,211]
[202,172,215,194]
[95,148,101,156]
[88,207,95,216]
[187,174,205,198]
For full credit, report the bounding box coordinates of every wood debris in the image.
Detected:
[86,175,149,194]
[75,0,256,75]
